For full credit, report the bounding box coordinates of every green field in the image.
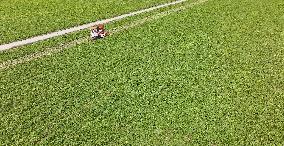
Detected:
[1,0,284,145]
[0,0,171,44]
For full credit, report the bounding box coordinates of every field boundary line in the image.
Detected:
[0,0,209,70]
[0,0,187,51]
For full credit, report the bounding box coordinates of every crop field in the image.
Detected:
[1,0,284,145]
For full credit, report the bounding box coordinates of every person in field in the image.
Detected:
[90,24,108,40]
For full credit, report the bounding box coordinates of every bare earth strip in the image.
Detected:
[0,0,209,70]
[0,0,187,51]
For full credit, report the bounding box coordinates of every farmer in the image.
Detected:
[90,24,108,40]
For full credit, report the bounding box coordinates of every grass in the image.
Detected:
[0,0,171,44]
[1,0,284,145]
[0,0,190,63]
